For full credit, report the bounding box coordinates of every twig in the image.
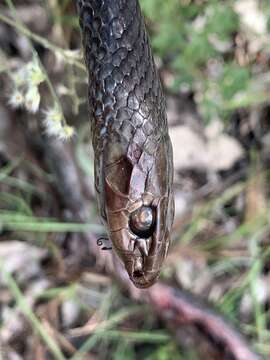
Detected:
[147,284,262,360]
[0,260,66,360]
[0,12,85,71]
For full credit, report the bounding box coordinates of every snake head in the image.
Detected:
[103,136,174,288]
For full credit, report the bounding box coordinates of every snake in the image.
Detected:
[76,0,174,288]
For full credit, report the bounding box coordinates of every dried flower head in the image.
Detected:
[59,125,75,140]
[43,106,62,134]
[8,89,25,109]
[10,67,27,87]
[43,106,75,140]
[25,86,41,113]
[26,58,45,86]
[7,57,74,141]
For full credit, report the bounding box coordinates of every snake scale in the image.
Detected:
[76,0,174,288]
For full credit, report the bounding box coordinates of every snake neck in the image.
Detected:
[77,0,165,143]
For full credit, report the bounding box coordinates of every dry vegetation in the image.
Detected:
[1,0,270,359]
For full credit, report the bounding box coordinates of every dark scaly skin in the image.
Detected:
[77,0,174,288]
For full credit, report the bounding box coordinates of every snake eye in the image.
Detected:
[130,206,155,238]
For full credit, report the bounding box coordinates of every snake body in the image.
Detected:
[77,0,174,288]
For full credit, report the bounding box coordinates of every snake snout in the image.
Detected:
[130,269,160,289]
[128,252,160,288]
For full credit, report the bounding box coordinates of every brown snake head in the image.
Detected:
[103,134,174,288]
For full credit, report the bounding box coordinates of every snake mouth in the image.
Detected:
[127,253,160,288]
[130,270,160,289]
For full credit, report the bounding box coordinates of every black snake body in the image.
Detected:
[77,0,174,288]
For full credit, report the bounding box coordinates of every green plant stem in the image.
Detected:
[0,12,85,71]
[0,213,104,233]
[92,329,170,343]
[71,306,143,360]
[0,260,66,360]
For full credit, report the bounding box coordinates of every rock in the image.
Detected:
[169,126,208,171]
[0,241,47,286]
[235,0,267,35]
[169,124,244,173]
[207,134,244,171]
[240,277,268,316]
[61,299,81,329]
[1,307,26,344]
[234,0,268,54]
[1,349,23,360]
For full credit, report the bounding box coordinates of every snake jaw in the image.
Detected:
[130,268,160,289]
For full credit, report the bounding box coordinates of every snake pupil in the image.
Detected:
[130,206,155,238]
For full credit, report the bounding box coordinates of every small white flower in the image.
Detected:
[44,119,63,136]
[25,86,40,113]
[43,106,75,140]
[10,67,27,87]
[8,89,25,108]
[44,106,62,123]
[26,58,45,86]
[43,105,64,136]
[58,125,75,140]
